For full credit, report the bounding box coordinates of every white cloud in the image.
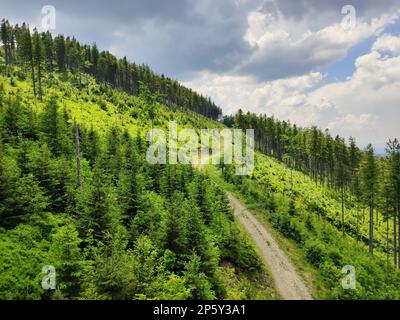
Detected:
[327,114,379,133]
[183,71,322,116]
[307,38,400,149]
[372,33,400,53]
[186,32,400,150]
[238,7,400,80]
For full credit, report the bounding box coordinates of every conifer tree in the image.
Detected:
[42,31,54,83]
[1,20,11,76]
[386,139,400,266]
[360,144,378,256]
[33,29,44,100]
[16,24,36,97]
[55,35,66,71]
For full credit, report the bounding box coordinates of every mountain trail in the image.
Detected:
[227,192,313,300]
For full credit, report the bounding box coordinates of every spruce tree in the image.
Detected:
[386,139,400,266]
[16,24,36,97]
[33,29,44,100]
[360,144,378,256]
[1,20,10,76]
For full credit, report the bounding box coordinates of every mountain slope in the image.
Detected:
[214,152,400,299]
[0,71,277,300]
[1,20,400,300]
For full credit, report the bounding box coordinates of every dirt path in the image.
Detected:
[227,192,313,300]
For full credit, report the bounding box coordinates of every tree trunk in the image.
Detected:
[30,56,36,97]
[356,204,359,243]
[386,209,389,266]
[74,123,82,187]
[37,59,43,100]
[341,185,345,237]
[4,43,9,77]
[398,205,400,267]
[290,157,293,193]
[369,204,374,256]
[394,210,397,267]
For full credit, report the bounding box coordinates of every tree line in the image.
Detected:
[0,19,222,120]
[223,110,400,266]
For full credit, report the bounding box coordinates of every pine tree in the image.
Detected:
[55,35,66,71]
[49,223,83,299]
[16,24,36,97]
[386,139,400,267]
[334,136,348,236]
[74,122,82,187]
[1,20,11,76]
[118,169,145,226]
[91,44,99,76]
[164,192,188,256]
[33,29,44,100]
[41,97,72,156]
[42,31,54,83]
[183,253,215,299]
[360,144,378,256]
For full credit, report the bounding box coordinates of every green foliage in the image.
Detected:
[183,254,216,300]
[223,152,400,299]
[48,223,83,298]
[0,224,49,299]
[0,69,264,300]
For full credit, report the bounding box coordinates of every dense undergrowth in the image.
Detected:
[220,154,400,299]
[2,62,400,300]
[0,71,277,300]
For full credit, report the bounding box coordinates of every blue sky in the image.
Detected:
[322,19,400,83]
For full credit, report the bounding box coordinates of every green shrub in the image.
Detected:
[305,240,326,266]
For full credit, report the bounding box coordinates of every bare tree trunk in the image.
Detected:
[394,211,397,268]
[341,185,345,237]
[4,43,9,77]
[74,122,82,187]
[386,208,389,267]
[30,57,36,97]
[290,157,293,193]
[398,206,400,267]
[37,59,43,100]
[356,204,359,243]
[369,203,374,256]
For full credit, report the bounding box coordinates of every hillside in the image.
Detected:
[0,71,277,300]
[1,20,400,301]
[211,152,400,299]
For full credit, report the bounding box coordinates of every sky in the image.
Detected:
[1,0,400,151]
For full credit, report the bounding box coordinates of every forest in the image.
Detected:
[1,18,400,300]
[223,111,400,265]
[0,20,222,120]
[0,20,275,300]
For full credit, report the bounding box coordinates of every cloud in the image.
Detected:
[107,0,256,77]
[309,37,400,148]
[186,32,400,150]
[2,0,399,80]
[372,33,400,53]
[183,71,323,119]
[327,114,379,134]
[260,0,400,34]
[237,6,399,80]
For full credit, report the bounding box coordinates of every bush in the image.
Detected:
[305,240,326,266]
[288,219,307,244]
